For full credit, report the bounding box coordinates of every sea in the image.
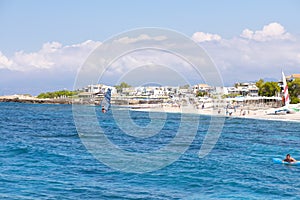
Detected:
[1,102,300,199]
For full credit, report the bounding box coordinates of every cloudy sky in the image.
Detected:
[0,0,300,95]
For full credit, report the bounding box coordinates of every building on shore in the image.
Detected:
[192,84,212,94]
[76,84,116,104]
[73,75,299,107]
[286,74,300,82]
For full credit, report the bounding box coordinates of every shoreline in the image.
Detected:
[1,95,300,123]
[0,95,73,104]
[128,104,300,123]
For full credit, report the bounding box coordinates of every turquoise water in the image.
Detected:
[1,102,300,199]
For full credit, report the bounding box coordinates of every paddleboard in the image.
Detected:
[273,158,300,165]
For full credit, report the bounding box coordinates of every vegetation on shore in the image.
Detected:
[255,79,280,97]
[196,91,209,97]
[256,78,300,104]
[288,79,300,104]
[37,90,78,99]
[114,82,131,93]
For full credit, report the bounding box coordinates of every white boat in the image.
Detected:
[273,71,298,114]
[275,109,287,115]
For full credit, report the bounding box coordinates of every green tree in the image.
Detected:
[259,81,280,97]
[256,79,265,96]
[222,93,240,98]
[288,79,300,104]
[37,90,77,99]
[196,91,208,97]
[115,82,131,93]
[256,79,264,89]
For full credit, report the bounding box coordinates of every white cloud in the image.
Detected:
[201,37,300,84]
[13,50,54,70]
[115,34,167,44]
[66,40,100,49]
[41,42,62,53]
[240,22,291,41]
[1,22,300,93]
[103,49,197,86]
[106,49,193,76]
[192,32,221,43]
[189,23,300,84]
[0,51,13,69]
[0,40,101,71]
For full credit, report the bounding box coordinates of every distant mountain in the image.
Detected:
[260,77,278,82]
[140,83,162,87]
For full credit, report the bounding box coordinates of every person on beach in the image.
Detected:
[283,154,297,163]
[102,106,106,113]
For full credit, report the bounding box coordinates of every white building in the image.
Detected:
[212,87,228,95]
[193,84,212,94]
[224,83,259,97]
[79,84,116,97]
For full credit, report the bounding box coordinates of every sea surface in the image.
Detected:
[1,102,300,199]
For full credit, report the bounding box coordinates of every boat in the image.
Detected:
[273,71,298,114]
[274,109,287,115]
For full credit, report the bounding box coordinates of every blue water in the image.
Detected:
[1,102,300,199]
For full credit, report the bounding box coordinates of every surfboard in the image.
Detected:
[273,158,300,165]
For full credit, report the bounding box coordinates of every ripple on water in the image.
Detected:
[0,103,300,199]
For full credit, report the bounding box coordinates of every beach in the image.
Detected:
[130,103,300,123]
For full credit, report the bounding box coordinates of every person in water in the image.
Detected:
[283,154,297,163]
[102,106,106,113]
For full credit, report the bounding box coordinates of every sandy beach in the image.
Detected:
[130,104,300,123]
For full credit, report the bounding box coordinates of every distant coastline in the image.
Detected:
[2,94,300,123]
[0,95,73,104]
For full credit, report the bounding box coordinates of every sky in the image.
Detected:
[0,0,300,95]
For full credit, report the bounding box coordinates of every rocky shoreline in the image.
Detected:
[0,95,73,104]
[0,95,166,105]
